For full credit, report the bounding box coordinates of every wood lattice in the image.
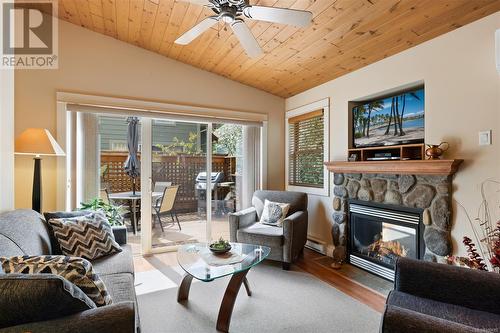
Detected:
[101,152,235,212]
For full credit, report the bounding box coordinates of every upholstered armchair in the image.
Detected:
[229,190,308,270]
[381,257,500,332]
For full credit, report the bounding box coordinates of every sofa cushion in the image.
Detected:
[382,304,488,333]
[1,255,112,307]
[100,273,140,328]
[237,223,284,248]
[0,273,95,329]
[100,273,135,304]
[43,210,92,255]
[48,213,122,260]
[0,210,52,256]
[91,244,134,277]
[388,290,500,331]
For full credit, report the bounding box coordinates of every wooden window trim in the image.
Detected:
[285,98,329,197]
[288,109,323,124]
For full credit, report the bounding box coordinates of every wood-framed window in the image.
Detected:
[286,99,329,196]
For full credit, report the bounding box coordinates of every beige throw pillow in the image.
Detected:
[259,199,290,227]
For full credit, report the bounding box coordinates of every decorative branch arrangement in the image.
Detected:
[447,179,500,273]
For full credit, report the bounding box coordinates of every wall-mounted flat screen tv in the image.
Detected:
[352,87,424,148]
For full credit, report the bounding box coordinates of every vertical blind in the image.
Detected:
[288,109,324,188]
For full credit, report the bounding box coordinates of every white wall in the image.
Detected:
[15,18,285,212]
[0,67,14,212]
[286,12,500,256]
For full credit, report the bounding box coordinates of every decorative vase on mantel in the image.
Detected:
[425,142,449,160]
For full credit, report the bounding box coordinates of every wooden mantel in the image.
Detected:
[324,159,463,176]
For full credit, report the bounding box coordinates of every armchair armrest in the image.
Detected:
[0,302,136,333]
[380,305,487,333]
[229,207,258,242]
[395,257,500,315]
[282,211,308,263]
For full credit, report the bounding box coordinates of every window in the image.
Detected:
[286,99,329,196]
[110,140,127,151]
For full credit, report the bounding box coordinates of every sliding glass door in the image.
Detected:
[141,120,261,253]
[70,108,263,256]
[146,119,209,252]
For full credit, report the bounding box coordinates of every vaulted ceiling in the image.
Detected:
[55,0,500,97]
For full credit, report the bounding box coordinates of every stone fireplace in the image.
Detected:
[331,172,455,271]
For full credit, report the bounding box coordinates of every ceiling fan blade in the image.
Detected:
[243,6,312,27]
[175,16,218,45]
[230,20,263,58]
[176,0,209,5]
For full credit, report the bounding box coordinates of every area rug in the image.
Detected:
[137,261,381,333]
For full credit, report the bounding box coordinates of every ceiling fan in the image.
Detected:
[175,0,313,58]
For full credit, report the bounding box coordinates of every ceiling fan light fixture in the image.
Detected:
[221,13,235,24]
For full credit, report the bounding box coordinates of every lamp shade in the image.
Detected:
[15,128,65,156]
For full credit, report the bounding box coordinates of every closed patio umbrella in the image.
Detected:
[124,117,140,195]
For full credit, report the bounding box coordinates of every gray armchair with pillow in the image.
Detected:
[229,190,308,270]
[0,209,139,333]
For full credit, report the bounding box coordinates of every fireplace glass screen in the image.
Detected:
[351,216,418,268]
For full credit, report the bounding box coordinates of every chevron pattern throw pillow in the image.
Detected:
[48,213,122,260]
[0,255,112,306]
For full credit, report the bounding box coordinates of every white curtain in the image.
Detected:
[241,126,261,209]
[74,112,100,208]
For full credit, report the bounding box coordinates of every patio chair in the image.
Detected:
[99,188,111,205]
[100,188,131,224]
[153,185,181,232]
[153,181,172,206]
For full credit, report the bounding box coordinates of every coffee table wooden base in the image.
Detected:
[177,269,252,333]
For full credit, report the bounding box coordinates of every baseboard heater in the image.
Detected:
[305,238,326,255]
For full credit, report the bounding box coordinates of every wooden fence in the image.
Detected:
[100,152,236,212]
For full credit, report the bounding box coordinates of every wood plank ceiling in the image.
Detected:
[56,0,500,98]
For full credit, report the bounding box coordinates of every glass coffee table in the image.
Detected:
[177,242,271,332]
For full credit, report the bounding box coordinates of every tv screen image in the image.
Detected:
[352,88,424,148]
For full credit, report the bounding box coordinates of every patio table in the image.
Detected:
[108,191,163,235]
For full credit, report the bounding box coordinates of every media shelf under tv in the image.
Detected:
[348,143,425,162]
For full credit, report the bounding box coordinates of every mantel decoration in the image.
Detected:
[447,179,500,273]
[425,142,449,160]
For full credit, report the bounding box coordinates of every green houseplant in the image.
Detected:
[80,198,126,227]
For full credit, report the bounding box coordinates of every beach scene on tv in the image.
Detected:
[353,88,425,148]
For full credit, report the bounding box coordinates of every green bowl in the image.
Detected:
[209,244,232,254]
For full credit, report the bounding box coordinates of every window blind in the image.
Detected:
[288,110,324,188]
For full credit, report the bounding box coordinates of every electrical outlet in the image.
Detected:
[478,130,492,146]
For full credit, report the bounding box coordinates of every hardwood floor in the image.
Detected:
[295,249,388,313]
[134,247,388,313]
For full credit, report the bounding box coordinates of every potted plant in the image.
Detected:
[80,198,128,244]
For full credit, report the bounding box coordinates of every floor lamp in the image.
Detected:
[15,128,65,213]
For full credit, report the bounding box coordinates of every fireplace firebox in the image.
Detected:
[348,200,424,281]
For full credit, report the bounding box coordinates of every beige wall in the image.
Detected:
[15,18,285,212]
[286,12,500,256]
[0,67,14,212]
